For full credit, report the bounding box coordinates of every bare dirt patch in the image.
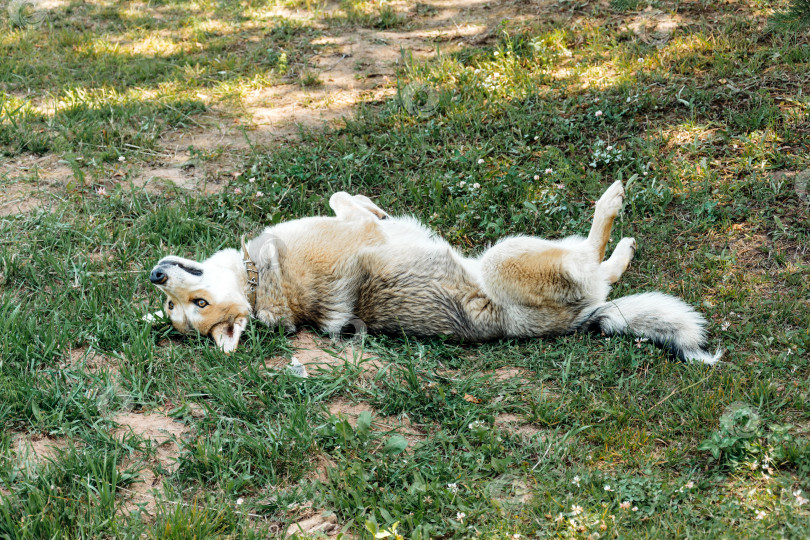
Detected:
[494,413,547,438]
[0,181,46,216]
[286,510,342,538]
[488,366,534,383]
[65,347,119,374]
[626,7,682,48]
[13,433,69,465]
[729,233,772,270]
[327,398,376,423]
[131,164,203,193]
[266,331,382,377]
[327,398,427,444]
[307,453,338,484]
[0,154,75,215]
[113,411,191,517]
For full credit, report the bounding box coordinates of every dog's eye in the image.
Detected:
[193,298,209,308]
[168,301,174,310]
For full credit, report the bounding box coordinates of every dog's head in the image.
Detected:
[149,249,250,352]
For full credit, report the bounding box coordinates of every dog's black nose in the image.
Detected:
[150,268,168,285]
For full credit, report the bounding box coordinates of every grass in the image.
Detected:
[1,0,809,538]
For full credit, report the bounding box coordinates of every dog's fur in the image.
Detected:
[149,182,721,364]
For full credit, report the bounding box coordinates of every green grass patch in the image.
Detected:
[1,0,809,537]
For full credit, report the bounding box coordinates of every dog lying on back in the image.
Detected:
[149,182,721,364]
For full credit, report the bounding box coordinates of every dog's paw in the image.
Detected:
[353,194,390,220]
[616,236,636,257]
[257,309,296,333]
[596,180,625,216]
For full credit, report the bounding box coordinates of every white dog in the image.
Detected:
[149,182,721,364]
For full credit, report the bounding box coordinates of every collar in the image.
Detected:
[241,236,259,312]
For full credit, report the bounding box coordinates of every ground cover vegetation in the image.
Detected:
[0,0,809,537]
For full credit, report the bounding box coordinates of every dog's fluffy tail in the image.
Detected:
[578,292,722,365]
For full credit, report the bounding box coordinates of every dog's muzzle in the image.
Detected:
[149,267,168,285]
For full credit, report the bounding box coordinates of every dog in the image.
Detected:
[148,181,721,364]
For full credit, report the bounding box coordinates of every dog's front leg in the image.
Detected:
[256,308,296,333]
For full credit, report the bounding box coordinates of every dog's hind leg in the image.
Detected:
[600,237,636,284]
[587,181,624,261]
[478,237,593,336]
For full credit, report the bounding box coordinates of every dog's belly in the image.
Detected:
[351,246,506,342]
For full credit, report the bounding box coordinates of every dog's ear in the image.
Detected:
[210,316,249,353]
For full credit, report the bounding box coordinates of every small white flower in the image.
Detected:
[604,485,613,492]
[620,501,631,509]
[544,168,553,175]
[533,135,539,141]
[685,481,694,489]
[595,110,603,117]
[755,510,767,520]
[555,513,565,523]
[494,51,499,56]
[638,58,644,63]
[472,183,480,189]
[249,177,256,183]
[533,175,540,180]
[571,505,583,515]
[236,497,244,505]
[96,186,107,196]
[447,483,459,493]
[459,181,466,187]
[572,475,581,487]
[477,158,485,164]
[632,506,638,512]
[256,191,264,197]
[456,511,466,522]
[233,187,242,195]
[118,156,126,162]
